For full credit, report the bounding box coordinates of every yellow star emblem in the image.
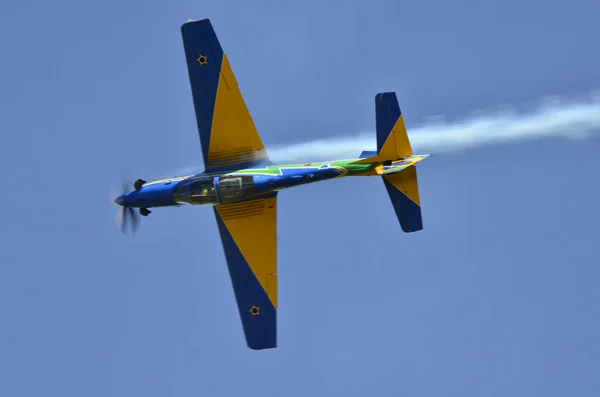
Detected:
[195,54,208,66]
[249,305,261,317]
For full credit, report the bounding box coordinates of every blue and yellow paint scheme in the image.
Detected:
[113,19,431,350]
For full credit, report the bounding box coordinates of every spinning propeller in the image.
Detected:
[113,179,146,235]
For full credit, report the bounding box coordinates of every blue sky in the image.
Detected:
[1,0,599,396]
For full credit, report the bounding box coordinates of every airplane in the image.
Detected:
[113,18,430,350]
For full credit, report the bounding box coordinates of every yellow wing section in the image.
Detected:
[213,195,278,349]
[181,19,270,171]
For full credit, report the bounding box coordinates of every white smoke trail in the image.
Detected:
[172,91,600,176]
[268,90,600,163]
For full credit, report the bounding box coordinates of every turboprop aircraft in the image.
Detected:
[113,18,430,350]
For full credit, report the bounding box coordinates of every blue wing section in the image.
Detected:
[181,19,221,165]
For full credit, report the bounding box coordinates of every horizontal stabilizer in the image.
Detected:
[380,154,430,175]
[359,150,378,158]
[383,166,423,233]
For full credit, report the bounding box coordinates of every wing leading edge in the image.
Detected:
[213,194,278,349]
[181,19,270,172]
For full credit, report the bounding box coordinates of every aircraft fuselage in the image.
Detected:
[114,158,380,209]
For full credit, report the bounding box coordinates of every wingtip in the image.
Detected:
[375,92,397,101]
[182,18,210,25]
[248,344,277,351]
[246,337,277,351]
[181,18,212,32]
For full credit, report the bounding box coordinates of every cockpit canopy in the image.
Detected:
[188,178,217,204]
[174,176,217,205]
[173,175,259,205]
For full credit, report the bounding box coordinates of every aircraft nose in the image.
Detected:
[114,194,126,206]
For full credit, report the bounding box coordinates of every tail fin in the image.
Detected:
[372,92,424,232]
[383,165,423,232]
[354,92,413,164]
[375,92,413,159]
[352,92,426,232]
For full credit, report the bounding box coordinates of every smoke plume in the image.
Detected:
[268,91,600,163]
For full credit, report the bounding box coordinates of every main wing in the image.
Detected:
[213,194,278,349]
[181,19,270,172]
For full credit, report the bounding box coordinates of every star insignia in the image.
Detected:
[195,54,208,66]
[249,305,261,317]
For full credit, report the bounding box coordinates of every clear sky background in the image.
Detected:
[1,0,599,396]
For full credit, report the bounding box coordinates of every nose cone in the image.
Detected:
[114,194,126,206]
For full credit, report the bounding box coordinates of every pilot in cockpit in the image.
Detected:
[200,185,215,196]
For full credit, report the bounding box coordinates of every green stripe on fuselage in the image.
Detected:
[229,159,378,176]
